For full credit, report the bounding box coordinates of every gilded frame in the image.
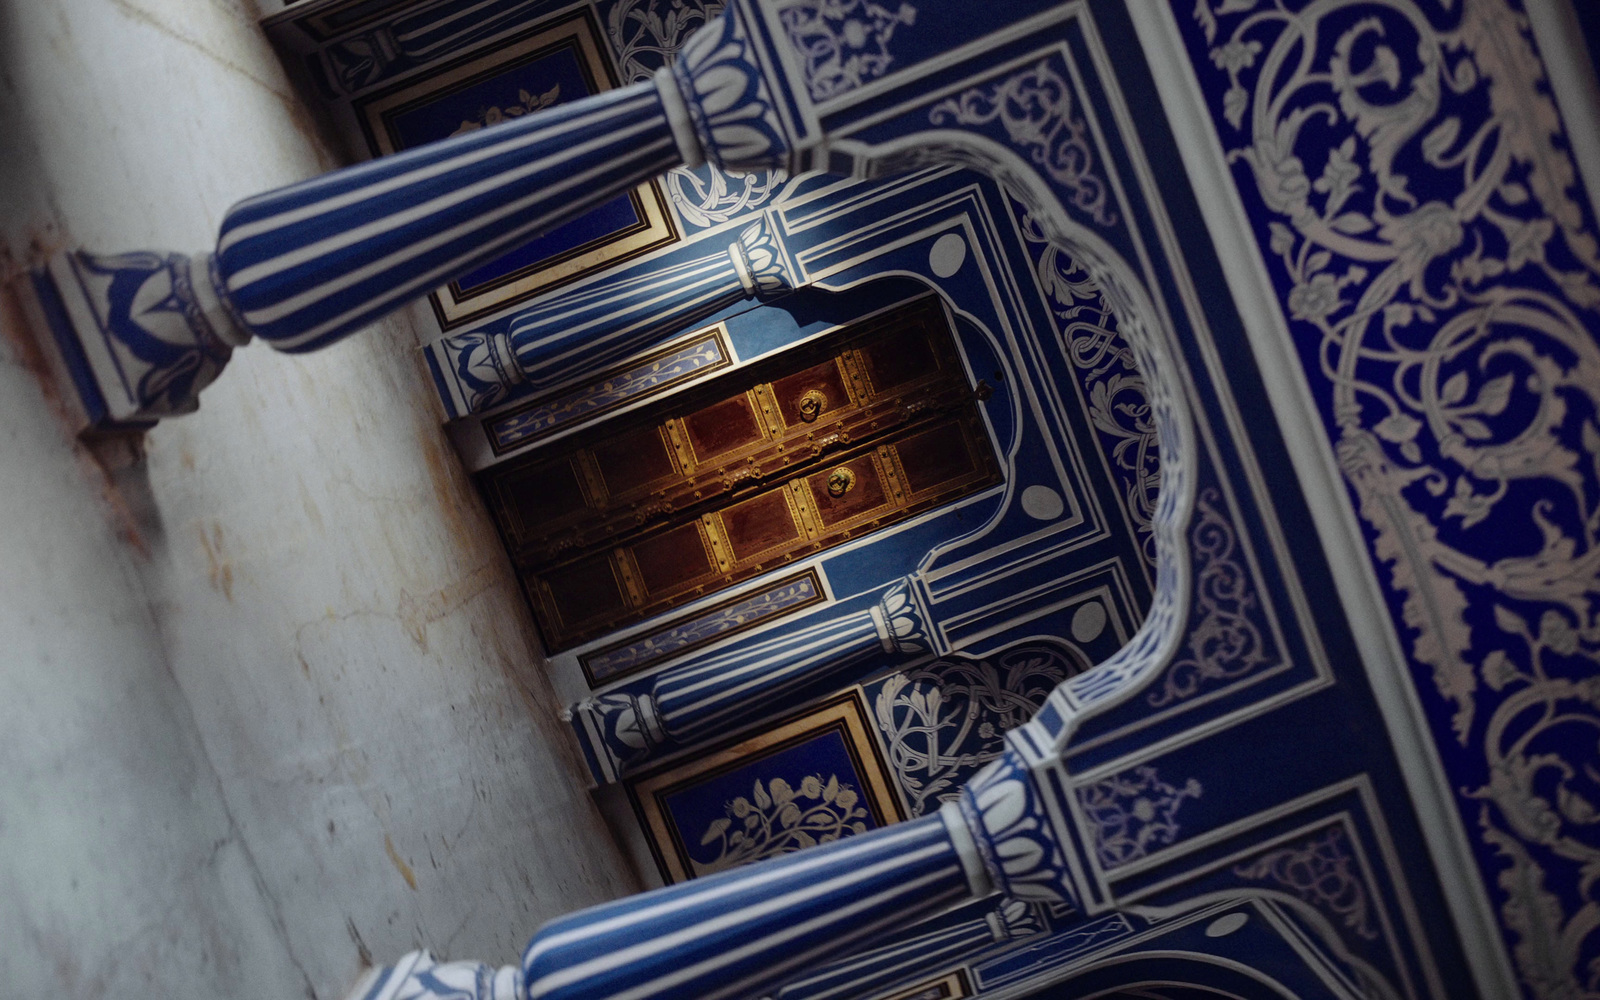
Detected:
[628,690,906,883]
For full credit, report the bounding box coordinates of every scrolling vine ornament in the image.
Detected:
[1184,0,1600,991]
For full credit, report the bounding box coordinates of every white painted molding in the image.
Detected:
[1526,1,1600,217]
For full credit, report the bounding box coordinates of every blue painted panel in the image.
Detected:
[1166,0,1600,991]
[383,41,644,292]
[656,726,886,875]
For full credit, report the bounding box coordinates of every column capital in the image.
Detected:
[957,746,1079,908]
[871,578,933,655]
[670,7,792,174]
[21,250,249,429]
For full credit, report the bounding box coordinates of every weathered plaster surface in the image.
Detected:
[0,0,640,996]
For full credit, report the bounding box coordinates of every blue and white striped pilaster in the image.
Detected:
[523,808,987,1000]
[655,605,883,738]
[774,899,1043,1000]
[424,214,795,417]
[214,80,686,353]
[569,581,929,784]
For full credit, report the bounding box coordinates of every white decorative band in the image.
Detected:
[867,604,894,653]
[940,800,993,900]
[638,694,667,744]
[727,240,757,296]
[984,910,1005,943]
[654,66,705,170]
[191,253,252,347]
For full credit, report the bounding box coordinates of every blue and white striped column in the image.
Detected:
[355,742,1080,1000]
[773,899,1044,1000]
[26,1,816,430]
[425,214,795,417]
[523,809,979,1000]
[215,81,687,353]
[569,580,929,784]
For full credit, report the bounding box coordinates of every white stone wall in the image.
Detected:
[0,1,640,997]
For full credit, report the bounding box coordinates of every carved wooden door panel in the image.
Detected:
[479,297,1003,652]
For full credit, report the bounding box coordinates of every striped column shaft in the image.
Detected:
[523,810,984,1000]
[774,916,989,1000]
[654,607,885,739]
[568,582,927,784]
[775,898,1044,1000]
[424,212,794,416]
[423,247,748,417]
[214,80,682,353]
[506,250,745,388]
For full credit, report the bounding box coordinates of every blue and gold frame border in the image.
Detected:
[483,321,734,459]
[627,689,906,883]
[579,567,827,688]
[352,7,678,328]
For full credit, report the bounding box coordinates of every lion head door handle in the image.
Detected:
[797,389,827,423]
[826,467,856,498]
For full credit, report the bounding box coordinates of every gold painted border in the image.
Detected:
[351,9,678,328]
[628,690,905,883]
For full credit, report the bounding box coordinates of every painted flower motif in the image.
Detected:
[695,773,869,874]
[449,84,562,136]
[1373,412,1422,445]
[1288,272,1344,321]
[1223,85,1249,128]
[1314,137,1362,215]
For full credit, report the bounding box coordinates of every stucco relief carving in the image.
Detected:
[932,61,1116,228]
[1234,826,1379,941]
[777,0,918,102]
[1014,207,1160,571]
[1146,487,1269,708]
[873,647,1075,817]
[1187,0,1600,991]
[1077,764,1202,869]
[604,0,785,229]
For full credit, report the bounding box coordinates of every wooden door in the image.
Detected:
[479,297,1002,652]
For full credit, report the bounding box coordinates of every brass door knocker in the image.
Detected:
[826,467,856,497]
[797,389,827,423]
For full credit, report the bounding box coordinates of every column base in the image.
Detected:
[14,250,245,435]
